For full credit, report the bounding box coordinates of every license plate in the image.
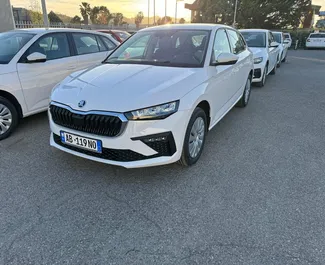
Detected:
[60,131,102,153]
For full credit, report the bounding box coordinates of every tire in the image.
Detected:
[179,107,207,166]
[237,75,252,108]
[0,96,19,141]
[282,56,286,63]
[270,63,276,75]
[256,65,267,87]
[277,56,281,68]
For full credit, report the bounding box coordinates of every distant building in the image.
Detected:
[12,7,31,22]
[185,0,201,22]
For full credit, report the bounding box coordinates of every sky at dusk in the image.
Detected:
[10,0,195,20]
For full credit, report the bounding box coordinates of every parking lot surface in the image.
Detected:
[1,50,325,265]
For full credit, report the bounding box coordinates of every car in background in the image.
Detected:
[306,32,325,49]
[240,29,280,87]
[50,24,254,168]
[272,31,289,64]
[0,28,119,140]
[97,30,131,43]
[283,33,292,48]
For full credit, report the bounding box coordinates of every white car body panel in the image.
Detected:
[49,24,254,168]
[272,31,288,62]
[306,33,325,48]
[0,28,119,118]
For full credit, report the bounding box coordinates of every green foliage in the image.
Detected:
[197,0,311,29]
[157,16,173,25]
[29,10,43,24]
[113,13,124,26]
[48,11,63,23]
[135,12,144,28]
[79,2,91,25]
[70,15,82,24]
[179,18,186,24]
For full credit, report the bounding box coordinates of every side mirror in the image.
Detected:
[212,52,239,66]
[269,42,279,48]
[27,52,47,63]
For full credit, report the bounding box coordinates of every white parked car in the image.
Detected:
[272,31,289,64]
[50,24,254,168]
[0,28,119,140]
[283,33,292,48]
[306,32,325,49]
[240,29,280,87]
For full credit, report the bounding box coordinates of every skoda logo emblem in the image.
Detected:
[78,100,86,108]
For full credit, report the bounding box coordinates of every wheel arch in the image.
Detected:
[196,100,211,128]
[0,90,23,118]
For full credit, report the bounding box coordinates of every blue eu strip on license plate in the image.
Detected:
[60,131,102,153]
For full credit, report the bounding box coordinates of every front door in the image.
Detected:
[17,33,78,113]
[207,29,237,126]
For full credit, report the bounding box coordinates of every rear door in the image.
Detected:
[71,32,117,70]
[17,32,78,113]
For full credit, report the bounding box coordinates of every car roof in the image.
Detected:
[139,23,234,32]
[272,31,283,34]
[10,28,104,35]
[239,29,269,33]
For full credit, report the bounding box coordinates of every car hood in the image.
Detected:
[51,64,203,112]
[248,47,266,58]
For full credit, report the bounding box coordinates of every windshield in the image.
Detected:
[104,29,211,68]
[0,32,35,64]
[273,33,282,43]
[241,32,266,48]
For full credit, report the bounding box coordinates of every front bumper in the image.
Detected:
[252,62,265,83]
[49,109,191,168]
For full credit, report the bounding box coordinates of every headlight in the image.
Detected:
[125,101,179,120]
[254,57,263,64]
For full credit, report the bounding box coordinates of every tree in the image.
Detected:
[48,11,63,23]
[29,0,43,24]
[135,11,144,28]
[70,15,82,24]
[80,2,91,25]
[179,18,186,24]
[113,13,124,26]
[157,16,173,25]
[197,0,311,29]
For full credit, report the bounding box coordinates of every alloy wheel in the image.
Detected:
[244,78,251,104]
[188,117,205,158]
[0,104,12,135]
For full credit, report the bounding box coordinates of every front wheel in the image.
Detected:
[270,63,276,75]
[0,97,19,141]
[237,75,252,108]
[179,107,207,166]
[256,66,267,87]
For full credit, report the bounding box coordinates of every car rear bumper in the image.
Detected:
[49,109,191,168]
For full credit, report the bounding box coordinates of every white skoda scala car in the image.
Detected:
[50,24,254,168]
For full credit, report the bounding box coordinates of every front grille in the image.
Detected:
[254,68,262,79]
[50,105,123,137]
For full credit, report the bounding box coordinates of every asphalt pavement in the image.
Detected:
[1,50,325,265]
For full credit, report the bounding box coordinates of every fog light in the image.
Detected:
[143,136,168,143]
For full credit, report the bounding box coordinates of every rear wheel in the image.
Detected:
[179,108,207,166]
[277,56,281,68]
[0,97,19,141]
[237,75,252,108]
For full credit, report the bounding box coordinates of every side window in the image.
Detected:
[227,30,245,55]
[96,36,107,52]
[72,33,103,55]
[100,36,117,51]
[27,33,70,60]
[268,32,274,45]
[211,29,231,62]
